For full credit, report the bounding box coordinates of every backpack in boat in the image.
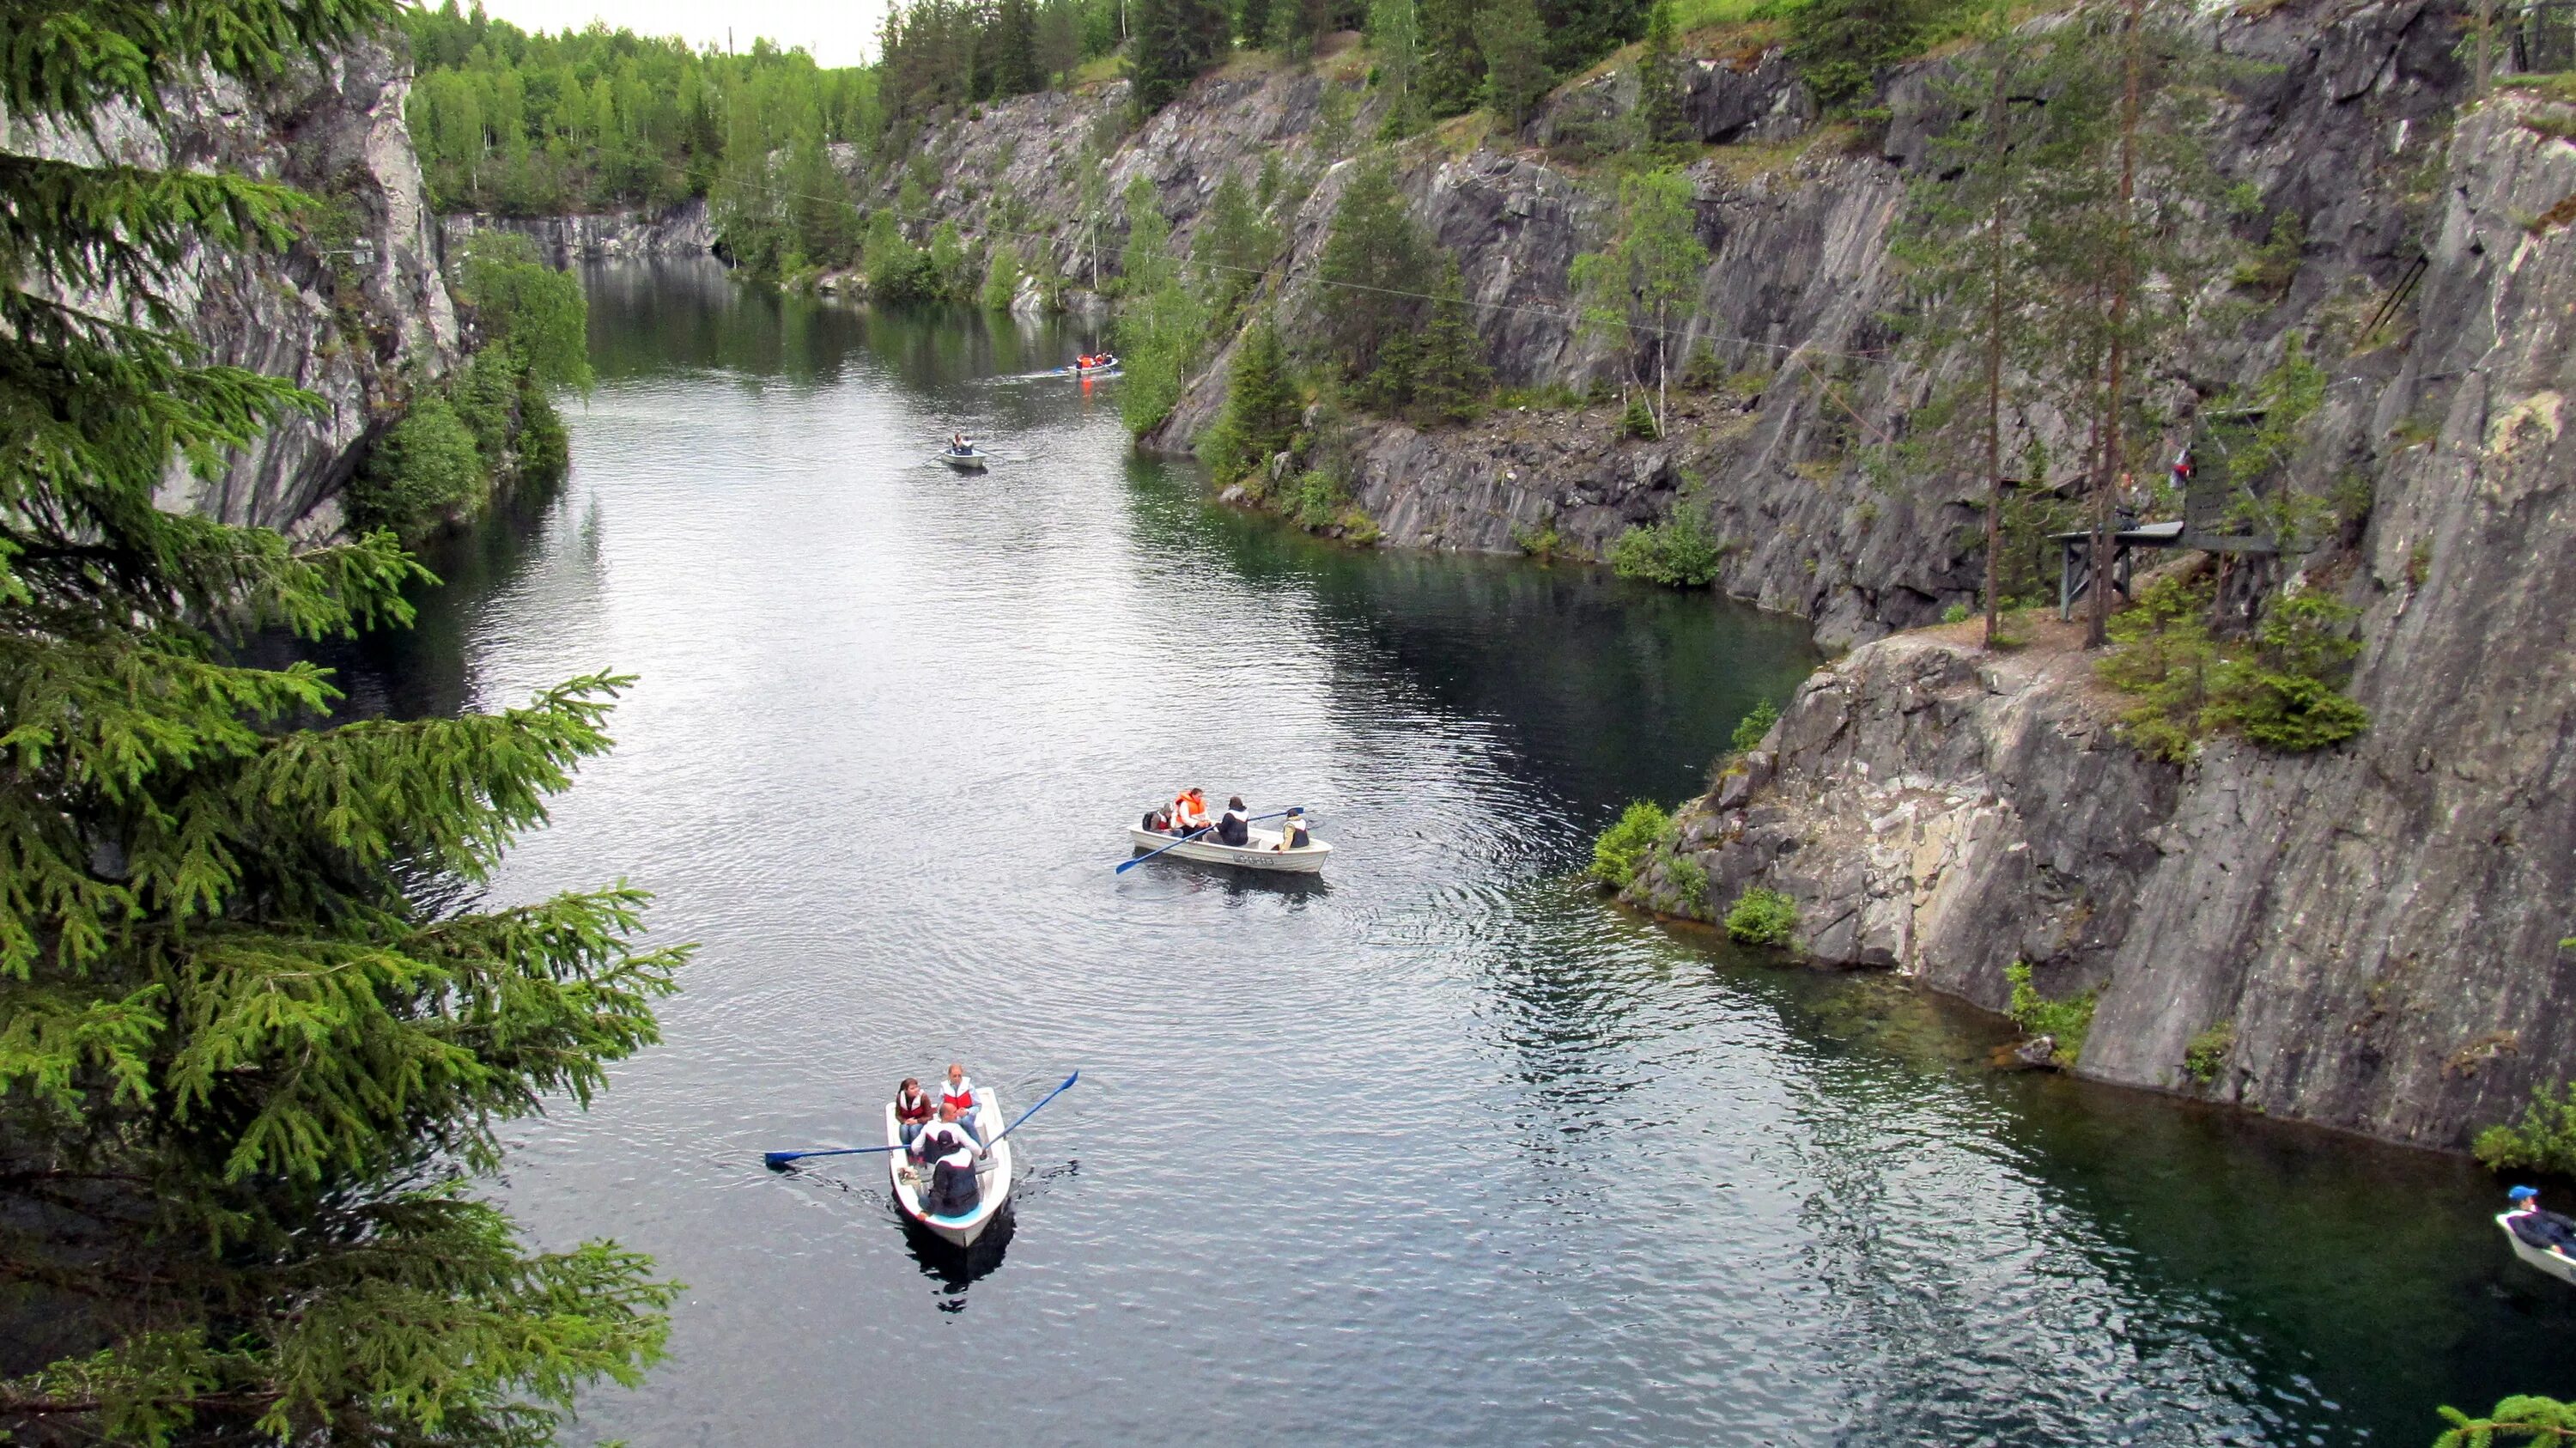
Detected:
[1144,807,1169,831]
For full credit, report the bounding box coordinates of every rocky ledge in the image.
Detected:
[440,198,715,266]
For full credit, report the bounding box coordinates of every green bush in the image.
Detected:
[1609,508,1724,587]
[1668,852,1709,911]
[1942,601,1973,625]
[2098,575,2370,762]
[1731,698,1780,753]
[1284,472,1351,531]
[1589,800,1671,890]
[2004,960,2097,1068]
[2183,1019,2235,1085]
[2473,1080,2576,1177]
[1725,886,1799,946]
[351,396,483,539]
[1620,396,1659,439]
[2435,1396,2576,1446]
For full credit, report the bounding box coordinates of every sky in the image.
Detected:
[466,0,886,68]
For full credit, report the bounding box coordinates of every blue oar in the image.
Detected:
[1115,808,1302,874]
[986,1070,1080,1146]
[762,1071,1081,1169]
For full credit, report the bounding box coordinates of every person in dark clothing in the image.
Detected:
[1215,795,1251,846]
[910,1103,985,1219]
[2506,1185,2576,1255]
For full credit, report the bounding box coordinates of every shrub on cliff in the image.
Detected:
[2473,1081,2576,1178]
[1609,508,1724,587]
[2436,1396,2576,1445]
[2099,576,2369,762]
[353,396,486,537]
[1731,698,1780,753]
[1725,887,1800,946]
[2005,961,2097,1068]
[1589,801,1672,890]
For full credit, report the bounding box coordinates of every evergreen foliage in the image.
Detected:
[1786,0,1960,113]
[1193,171,1284,322]
[0,2,685,1442]
[404,4,872,216]
[1315,155,1429,380]
[1633,0,1687,151]
[1476,0,1554,126]
[1588,801,1671,889]
[1200,317,1304,484]
[983,240,1029,310]
[1411,257,1493,424]
[1370,0,1428,139]
[877,0,1123,120]
[2096,575,2370,762]
[1725,887,1800,946]
[1730,697,1779,752]
[1129,0,1233,114]
[1419,0,1486,116]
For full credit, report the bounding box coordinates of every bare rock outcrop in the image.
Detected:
[1,40,461,537]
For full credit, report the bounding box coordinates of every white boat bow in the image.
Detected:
[886,1087,1012,1247]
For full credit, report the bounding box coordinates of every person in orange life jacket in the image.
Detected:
[894,1078,934,1145]
[1273,806,1311,851]
[909,1103,987,1217]
[2506,1185,2576,1256]
[1171,788,1212,834]
[1214,795,1251,846]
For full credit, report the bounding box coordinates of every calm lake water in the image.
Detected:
[325,259,2574,1445]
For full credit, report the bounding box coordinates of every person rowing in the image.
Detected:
[1214,794,1250,846]
[950,431,976,455]
[908,1102,986,1217]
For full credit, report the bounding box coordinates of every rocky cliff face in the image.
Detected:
[1623,86,2576,1150]
[440,199,715,266]
[3,40,460,538]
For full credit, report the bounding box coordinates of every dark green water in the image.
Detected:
[324,259,2574,1445]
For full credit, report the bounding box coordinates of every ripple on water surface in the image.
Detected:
[325,265,2576,1447]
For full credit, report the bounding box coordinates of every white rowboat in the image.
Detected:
[886,1088,1012,1248]
[1054,355,1120,376]
[1127,824,1331,874]
[933,448,991,470]
[2499,1214,2576,1286]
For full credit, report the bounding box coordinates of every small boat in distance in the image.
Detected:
[934,446,990,470]
[1127,820,1331,875]
[888,1086,1012,1248]
[2499,1214,2576,1286]
[1054,353,1119,376]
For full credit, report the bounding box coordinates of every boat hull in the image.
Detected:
[1128,824,1331,874]
[888,1091,1011,1248]
[2500,1214,2576,1286]
[935,451,989,470]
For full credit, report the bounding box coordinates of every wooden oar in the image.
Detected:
[1115,807,1301,873]
[763,1072,1082,1169]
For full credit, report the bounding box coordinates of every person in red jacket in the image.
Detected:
[894,1078,933,1146]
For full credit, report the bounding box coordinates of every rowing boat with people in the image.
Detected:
[1125,822,1331,874]
[886,1087,1011,1247]
[2499,1213,2576,1286]
[934,447,991,470]
[1053,353,1119,376]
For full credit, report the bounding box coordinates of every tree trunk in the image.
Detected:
[1657,299,1669,438]
[2088,0,2143,650]
[1982,58,2008,650]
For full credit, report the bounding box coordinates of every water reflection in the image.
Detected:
[351,259,2576,1447]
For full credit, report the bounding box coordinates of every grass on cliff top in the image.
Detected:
[1072,54,1122,88]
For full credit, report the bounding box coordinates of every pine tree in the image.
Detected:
[1194,170,1283,320]
[0,3,686,1444]
[1115,176,1207,435]
[1200,315,1304,483]
[1633,0,1686,152]
[1419,0,1485,118]
[1370,0,1427,140]
[1413,254,1493,423]
[1475,0,1552,127]
[1314,152,1431,388]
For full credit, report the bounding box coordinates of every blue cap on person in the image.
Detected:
[2510,1185,2539,1202]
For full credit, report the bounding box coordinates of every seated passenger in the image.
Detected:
[1274,806,1311,851]
[1215,795,1250,847]
[940,1062,981,1138]
[1172,788,1211,834]
[2507,1185,2576,1255]
[895,1078,933,1145]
